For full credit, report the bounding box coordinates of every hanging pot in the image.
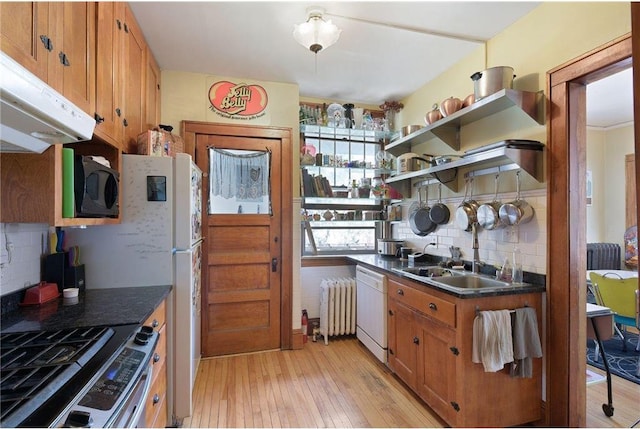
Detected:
[409,187,434,236]
[455,178,479,232]
[477,174,505,230]
[470,66,516,101]
[429,183,450,225]
[499,171,534,226]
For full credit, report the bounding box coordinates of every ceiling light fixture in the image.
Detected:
[293,7,341,54]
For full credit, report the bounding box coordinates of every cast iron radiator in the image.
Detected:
[319,278,356,345]
[586,243,621,270]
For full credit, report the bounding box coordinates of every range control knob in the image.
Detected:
[134,331,150,345]
[64,410,93,427]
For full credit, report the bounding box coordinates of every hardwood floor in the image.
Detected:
[183,337,640,428]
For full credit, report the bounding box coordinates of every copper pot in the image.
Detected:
[439,97,462,117]
[424,104,442,125]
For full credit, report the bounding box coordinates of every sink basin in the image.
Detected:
[395,266,452,278]
[429,274,513,291]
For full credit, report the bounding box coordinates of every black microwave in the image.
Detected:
[74,156,119,217]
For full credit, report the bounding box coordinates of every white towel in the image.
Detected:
[472,310,514,372]
[510,307,543,378]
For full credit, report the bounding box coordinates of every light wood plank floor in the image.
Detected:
[183,337,640,428]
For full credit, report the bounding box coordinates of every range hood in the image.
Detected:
[0,51,96,154]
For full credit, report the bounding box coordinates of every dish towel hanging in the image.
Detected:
[472,310,514,372]
[510,307,542,378]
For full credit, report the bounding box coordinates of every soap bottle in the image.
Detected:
[499,257,513,282]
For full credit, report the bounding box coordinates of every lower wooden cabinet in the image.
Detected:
[387,275,542,427]
[143,299,168,428]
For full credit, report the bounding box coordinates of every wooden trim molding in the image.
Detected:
[546,33,633,427]
[301,256,355,268]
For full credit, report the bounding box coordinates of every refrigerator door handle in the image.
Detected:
[271,257,278,272]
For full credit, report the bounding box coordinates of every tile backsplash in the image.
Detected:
[0,223,49,296]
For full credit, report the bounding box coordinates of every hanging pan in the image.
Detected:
[499,171,534,226]
[429,183,450,225]
[455,178,479,232]
[477,174,505,230]
[409,189,426,236]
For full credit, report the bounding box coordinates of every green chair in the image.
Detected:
[589,272,639,354]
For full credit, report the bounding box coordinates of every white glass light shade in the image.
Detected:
[293,14,341,53]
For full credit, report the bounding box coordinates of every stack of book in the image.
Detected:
[301,168,334,197]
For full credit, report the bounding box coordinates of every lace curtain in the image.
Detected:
[209,148,271,211]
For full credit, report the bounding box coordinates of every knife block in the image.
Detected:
[45,252,86,292]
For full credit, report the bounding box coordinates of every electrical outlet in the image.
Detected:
[503,227,519,243]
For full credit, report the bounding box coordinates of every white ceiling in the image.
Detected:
[586,67,634,128]
[129,1,633,128]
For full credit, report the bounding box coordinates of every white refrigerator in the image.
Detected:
[65,153,203,422]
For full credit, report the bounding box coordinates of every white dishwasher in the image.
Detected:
[356,265,388,363]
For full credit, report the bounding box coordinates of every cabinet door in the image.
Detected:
[387,297,417,389]
[0,2,50,81]
[122,4,146,154]
[416,313,457,425]
[146,51,161,130]
[53,2,95,114]
[94,2,123,148]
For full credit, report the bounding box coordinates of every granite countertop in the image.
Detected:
[1,285,172,333]
[347,254,546,298]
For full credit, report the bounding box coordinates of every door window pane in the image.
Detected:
[208,148,271,214]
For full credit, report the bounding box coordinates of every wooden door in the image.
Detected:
[145,51,161,130]
[189,123,293,357]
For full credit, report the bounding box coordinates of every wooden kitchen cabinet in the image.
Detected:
[0,142,120,226]
[0,2,96,115]
[146,50,161,130]
[143,299,169,428]
[386,274,542,427]
[94,2,156,154]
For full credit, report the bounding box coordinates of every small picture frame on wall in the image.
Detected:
[586,170,593,206]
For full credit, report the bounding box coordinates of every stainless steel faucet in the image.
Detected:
[471,222,482,274]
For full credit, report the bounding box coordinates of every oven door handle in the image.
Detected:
[120,364,153,428]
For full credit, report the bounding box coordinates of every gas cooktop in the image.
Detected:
[0,325,136,427]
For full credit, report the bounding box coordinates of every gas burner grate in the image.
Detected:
[0,326,113,425]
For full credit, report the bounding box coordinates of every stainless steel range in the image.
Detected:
[1,324,158,428]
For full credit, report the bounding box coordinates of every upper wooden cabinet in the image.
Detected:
[121,4,147,154]
[94,2,158,154]
[0,2,96,114]
[146,50,161,130]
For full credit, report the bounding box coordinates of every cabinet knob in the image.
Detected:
[94,113,105,124]
[449,346,459,356]
[388,309,394,316]
[153,393,160,405]
[413,336,420,345]
[152,319,159,328]
[123,118,129,127]
[397,289,404,296]
[450,402,460,412]
[429,302,438,311]
[389,348,394,355]
[153,353,161,363]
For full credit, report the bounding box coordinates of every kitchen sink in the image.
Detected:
[428,274,513,290]
[393,266,454,278]
[394,266,523,293]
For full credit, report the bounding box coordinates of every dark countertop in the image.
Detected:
[1,285,172,333]
[346,254,546,298]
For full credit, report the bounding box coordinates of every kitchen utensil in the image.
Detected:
[401,125,423,136]
[462,94,475,108]
[470,66,516,101]
[477,174,505,230]
[463,139,544,157]
[424,104,442,125]
[439,97,463,117]
[409,189,425,235]
[455,178,479,232]
[417,186,438,235]
[429,183,450,225]
[20,281,60,305]
[499,171,534,225]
